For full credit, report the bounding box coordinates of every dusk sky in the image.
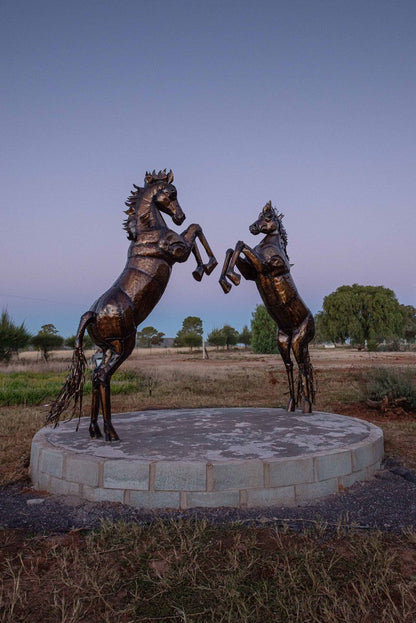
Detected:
[1,0,415,339]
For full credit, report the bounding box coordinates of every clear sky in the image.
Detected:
[1,0,415,339]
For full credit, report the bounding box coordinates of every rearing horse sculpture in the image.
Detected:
[47,169,217,440]
[219,201,315,413]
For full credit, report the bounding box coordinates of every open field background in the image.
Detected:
[1,348,415,622]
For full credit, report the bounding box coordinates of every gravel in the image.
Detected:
[1,459,415,535]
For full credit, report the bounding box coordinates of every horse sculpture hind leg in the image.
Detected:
[290,314,315,413]
[90,334,137,441]
[277,329,297,411]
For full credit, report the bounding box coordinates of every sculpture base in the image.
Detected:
[30,408,384,509]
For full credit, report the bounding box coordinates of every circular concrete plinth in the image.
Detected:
[30,408,384,509]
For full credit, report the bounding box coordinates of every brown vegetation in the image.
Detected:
[0,347,415,622]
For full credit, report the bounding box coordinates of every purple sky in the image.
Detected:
[1,0,415,339]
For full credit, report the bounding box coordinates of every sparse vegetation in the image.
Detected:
[362,367,416,413]
[0,348,415,621]
[1,520,415,622]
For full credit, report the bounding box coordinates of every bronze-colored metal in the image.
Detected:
[219,201,315,413]
[47,170,217,440]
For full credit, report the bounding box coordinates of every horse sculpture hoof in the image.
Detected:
[204,257,218,275]
[192,265,204,281]
[286,398,296,412]
[302,399,312,414]
[219,278,232,293]
[89,423,103,439]
[226,271,241,286]
[105,426,120,442]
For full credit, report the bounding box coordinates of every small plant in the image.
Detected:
[363,367,416,413]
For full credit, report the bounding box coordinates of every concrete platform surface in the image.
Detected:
[30,408,384,509]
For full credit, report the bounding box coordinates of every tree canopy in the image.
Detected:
[175,316,203,349]
[251,305,277,354]
[207,325,239,350]
[136,326,165,348]
[238,325,252,348]
[0,310,31,362]
[31,324,64,361]
[315,284,406,345]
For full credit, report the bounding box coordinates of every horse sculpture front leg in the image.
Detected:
[219,241,261,292]
[180,224,217,280]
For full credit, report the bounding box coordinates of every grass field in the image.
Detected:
[0,347,415,622]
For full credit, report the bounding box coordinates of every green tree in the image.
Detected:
[207,328,226,349]
[207,325,239,350]
[221,325,239,350]
[401,305,416,342]
[136,326,165,348]
[0,310,31,362]
[251,305,278,354]
[317,285,406,345]
[65,333,93,349]
[31,324,64,361]
[175,316,203,350]
[238,325,252,348]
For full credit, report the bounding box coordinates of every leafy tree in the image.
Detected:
[221,325,239,350]
[175,316,203,350]
[401,305,416,342]
[0,310,31,362]
[31,324,64,361]
[136,326,165,348]
[65,333,93,349]
[207,325,239,350]
[317,285,406,345]
[238,325,252,348]
[207,328,226,349]
[251,305,278,354]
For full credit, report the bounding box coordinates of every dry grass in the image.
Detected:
[0,350,416,621]
[1,520,416,623]
[0,349,415,484]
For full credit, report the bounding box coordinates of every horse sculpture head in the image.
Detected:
[249,201,289,260]
[123,169,185,240]
[249,201,282,235]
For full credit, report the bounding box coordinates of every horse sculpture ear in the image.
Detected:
[167,169,174,184]
[144,171,153,185]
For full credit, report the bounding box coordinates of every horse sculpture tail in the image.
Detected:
[46,311,96,428]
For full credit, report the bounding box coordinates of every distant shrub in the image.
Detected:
[363,368,416,412]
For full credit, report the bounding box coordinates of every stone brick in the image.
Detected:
[129,490,180,509]
[65,456,100,487]
[82,485,125,503]
[103,460,150,490]
[247,486,295,507]
[339,468,368,489]
[212,461,264,491]
[295,478,339,501]
[185,490,240,509]
[154,461,206,491]
[29,441,41,479]
[49,476,80,496]
[39,448,63,478]
[315,450,352,480]
[267,457,314,487]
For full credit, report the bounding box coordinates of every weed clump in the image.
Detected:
[363,368,416,413]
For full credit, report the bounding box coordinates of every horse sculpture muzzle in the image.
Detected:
[172,201,186,226]
[249,221,260,235]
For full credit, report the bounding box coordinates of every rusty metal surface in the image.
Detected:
[220,201,315,413]
[48,170,217,440]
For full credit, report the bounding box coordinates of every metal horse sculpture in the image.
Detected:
[47,169,217,440]
[219,201,315,413]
